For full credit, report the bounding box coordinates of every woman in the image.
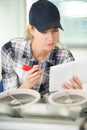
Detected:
[1,0,82,95]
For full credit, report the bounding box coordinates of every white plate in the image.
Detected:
[48,90,87,107]
[0,89,40,108]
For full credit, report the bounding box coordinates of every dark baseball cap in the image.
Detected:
[29,0,63,32]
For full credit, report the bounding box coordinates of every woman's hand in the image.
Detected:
[62,75,83,89]
[20,65,43,89]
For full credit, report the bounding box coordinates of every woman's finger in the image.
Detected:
[62,82,73,89]
[70,75,82,89]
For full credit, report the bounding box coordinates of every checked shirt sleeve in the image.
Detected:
[1,42,18,91]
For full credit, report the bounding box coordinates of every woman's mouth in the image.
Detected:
[46,43,54,46]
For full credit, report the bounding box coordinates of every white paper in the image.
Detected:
[49,60,87,92]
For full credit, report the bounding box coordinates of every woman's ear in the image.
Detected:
[28,25,34,36]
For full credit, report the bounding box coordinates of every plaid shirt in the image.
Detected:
[1,37,75,94]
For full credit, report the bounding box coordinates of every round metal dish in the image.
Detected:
[48,90,87,107]
[0,89,40,108]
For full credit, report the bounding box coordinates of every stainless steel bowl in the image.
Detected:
[0,89,40,109]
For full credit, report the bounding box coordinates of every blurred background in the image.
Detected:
[0,0,87,73]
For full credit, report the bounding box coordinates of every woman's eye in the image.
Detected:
[54,29,58,32]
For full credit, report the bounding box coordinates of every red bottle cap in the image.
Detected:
[22,65,32,71]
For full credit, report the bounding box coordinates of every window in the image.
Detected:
[52,0,87,47]
[0,0,26,49]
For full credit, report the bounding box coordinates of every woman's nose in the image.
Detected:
[47,32,54,41]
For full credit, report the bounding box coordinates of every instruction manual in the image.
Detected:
[49,60,87,92]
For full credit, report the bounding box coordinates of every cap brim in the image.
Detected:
[35,21,64,32]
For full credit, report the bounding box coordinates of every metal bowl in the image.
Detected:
[48,90,87,107]
[0,89,40,109]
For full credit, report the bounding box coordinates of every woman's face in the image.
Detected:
[30,26,59,52]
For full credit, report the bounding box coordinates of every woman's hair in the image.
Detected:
[24,26,33,40]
